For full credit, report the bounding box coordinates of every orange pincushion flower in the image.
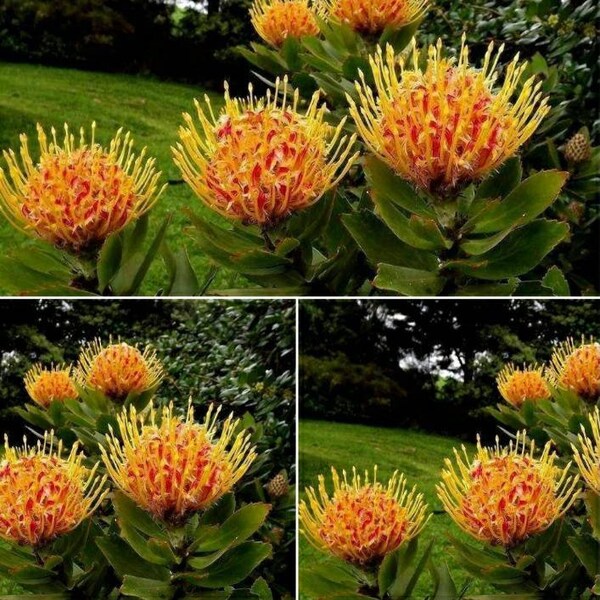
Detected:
[350,38,549,193]
[101,402,256,522]
[437,432,578,548]
[300,466,429,566]
[550,337,600,400]
[173,77,358,225]
[24,364,78,408]
[0,432,107,546]
[496,363,551,408]
[251,0,320,47]
[0,123,165,252]
[572,407,600,494]
[77,338,164,401]
[320,0,427,35]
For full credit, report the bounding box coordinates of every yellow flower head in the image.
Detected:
[572,407,600,494]
[320,0,427,35]
[496,363,551,408]
[251,0,320,47]
[0,123,165,252]
[173,77,358,226]
[24,364,79,408]
[437,432,579,548]
[350,38,549,193]
[0,432,107,547]
[300,466,429,566]
[77,338,164,401]
[550,337,600,401]
[101,402,256,522]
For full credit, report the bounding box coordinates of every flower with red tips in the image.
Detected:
[0,123,165,252]
[437,431,579,547]
[101,402,256,522]
[76,338,164,401]
[572,407,600,495]
[173,77,358,226]
[496,363,551,408]
[251,0,321,47]
[349,39,549,194]
[0,432,107,547]
[550,337,600,401]
[320,0,427,35]
[300,466,429,566]
[24,364,78,408]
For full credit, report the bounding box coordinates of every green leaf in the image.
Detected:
[465,171,568,234]
[379,17,423,53]
[192,503,271,552]
[300,562,367,598]
[567,535,600,578]
[113,492,166,538]
[387,539,434,599]
[96,536,171,581]
[584,491,600,540]
[454,279,519,296]
[429,561,458,600]
[374,264,445,296]
[161,244,200,296]
[342,211,438,272]
[120,576,174,599]
[364,156,436,219]
[112,215,171,295]
[97,234,123,293]
[542,266,570,296]
[200,493,236,526]
[181,542,271,588]
[447,220,568,280]
[474,157,523,201]
[250,578,273,600]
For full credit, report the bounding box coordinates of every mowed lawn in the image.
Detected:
[0,61,248,294]
[299,420,495,598]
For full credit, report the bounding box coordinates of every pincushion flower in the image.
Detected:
[496,363,551,408]
[0,432,107,547]
[77,338,164,401]
[349,38,549,193]
[173,77,358,226]
[300,466,429,566]
[437,432,579,548]
[24,364,78,408]
[572,408,600,495]
[319,0,427,35]
[0,123,165,252]
[101,402,256,522]
[251,0,320,47]
[550,337,600,400]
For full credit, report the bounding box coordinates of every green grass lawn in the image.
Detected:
[299,419,495,599]
[0,61,249,294]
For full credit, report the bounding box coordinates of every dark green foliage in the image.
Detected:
[299,300,600,438]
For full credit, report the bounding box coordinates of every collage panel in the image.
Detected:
[298,299,599,598]
[0,299,296,599]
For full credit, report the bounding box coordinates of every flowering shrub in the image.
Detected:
[300,333,600,598]
[0,335,292,598]
[0,0,596,295]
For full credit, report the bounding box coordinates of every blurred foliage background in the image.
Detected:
[0,299,296,596]
[300,299,600,438]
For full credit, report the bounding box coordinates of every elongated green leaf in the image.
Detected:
[182,542,271,588]
[97,234,123,293]
[161,244,200,296]
[567,535,600,578]
[379,17,423,53]
[454,280,519,296]
[96,536,171,581]
[250,578,273,600]
[429,561,458,600]
[365,156,436,219]
[466,171,568,234]
[192,503,270,552]
[474,157,523,201]
[447,220,568,280]
[374,264,445,296]
[120,575,174,599]
[113,492,166,538]
[342,211,438,272]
